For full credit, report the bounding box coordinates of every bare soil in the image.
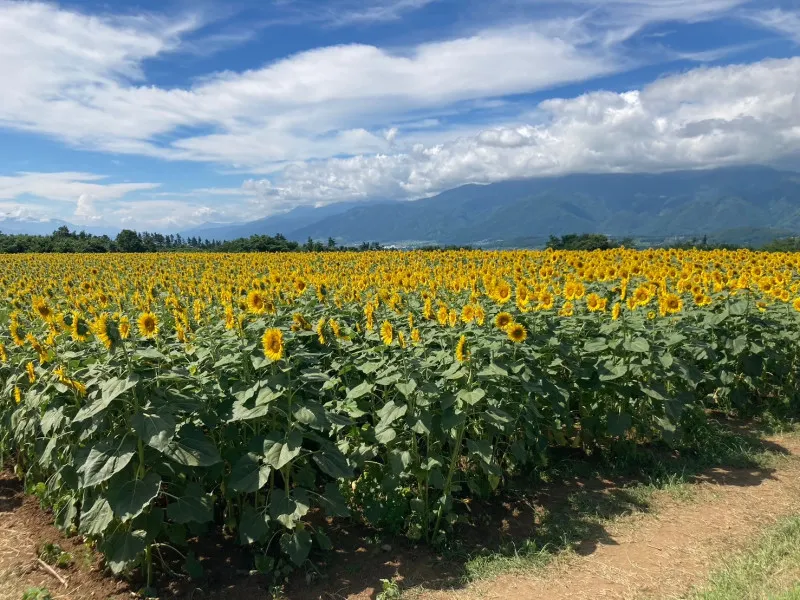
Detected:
[1,434,798,600]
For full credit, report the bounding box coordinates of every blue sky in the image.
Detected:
[0,0,799,232]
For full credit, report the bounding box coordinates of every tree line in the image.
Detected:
[0,226,390,254]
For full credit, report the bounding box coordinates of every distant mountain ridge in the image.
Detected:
[0,217,119,238]
[188,165,800,247]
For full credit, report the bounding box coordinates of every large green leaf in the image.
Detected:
[79,439,136,488]
[280,530,312,566]
[318,482,350,518]
[346,381,374,399]
[163,425,221,467]
[607,412,632,437]
[75,375,139,423]
[312,447,353,479]
[376,400,407,427]
[238,505,270,545]
[457,388,486,406]
[166,483,214,524]
[107,472,161,522]
[269,488,309,529]
[103,529,148,574]
[228,452,271,493]
[131,412,176,452]
[263,431,302,470]
[79,496,114,536]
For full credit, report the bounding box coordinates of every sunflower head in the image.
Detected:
[316,317,327,345]
[262,328,284,361]
[14,386,22,404]
[137,312,159,338]
[380,320,394,346]
[455,335,469,362]
[507,323,527,343]
[246,290,266,314]
[494,312,513,330]
[792,297,800,313]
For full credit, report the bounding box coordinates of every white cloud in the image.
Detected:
[245,58,800,210]
[0,172,160,202]
[0,0,751,171]
[747,8,800,43]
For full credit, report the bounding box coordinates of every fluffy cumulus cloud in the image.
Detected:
[246,58,800,209]
[1,0,799,227]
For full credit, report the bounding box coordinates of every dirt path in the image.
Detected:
[417,435,800,600]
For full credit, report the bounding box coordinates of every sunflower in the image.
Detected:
[559,301,574,317]
[474,305,486,325]
[137,312,159,338]
[495,282,512,304]
[0,342,6,363]
[26,361,36,384]
[33,297,53,321]
[71,312,92,342]
[793,297,800,313]
[246,290,267,314]
[611,302,621,321]
[436,305,448,326]
[92,313,115,351]
[494,312,513,330]
[380,320,394,345]
[262,328,284,361]
[647,310,656,320]
[461,304,476,323]
[586,293,603,312]
[118,316,131,339]
[448,309,458,328]
[507,323,527,343]
[14,386,21,404]
[398,331,407,348]
[316,317,327,345]
[292,313,312,331]
[9,315,25,347]
[455,335,469,362]
[662,293,683,315]
[411,328,421,344]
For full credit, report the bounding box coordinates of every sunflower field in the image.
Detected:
[1,248,799,581]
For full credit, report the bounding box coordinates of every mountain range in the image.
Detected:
[182,165,800,247]
[5,165,800,247]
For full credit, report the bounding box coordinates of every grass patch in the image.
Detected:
[686,515,800,600]
[454,418,798,583]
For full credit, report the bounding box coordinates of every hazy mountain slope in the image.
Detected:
[290,166,800,245]
[180,201,393,241]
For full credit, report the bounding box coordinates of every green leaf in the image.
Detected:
[108,472,161,522]
[729,299,748,316]
[166,483,214,524]
[457,388,486,406]
[374,425,397,444]
[263,431,303,470]
[629,337,650,353]
[312,448,353,479]
[395,380,417,398]
[74,375,139,422]
[466,439,493,464]
[79,497,114,536]
[346,381,374,399]
[163,425,221,467]
[280,530,312,566]
[584,338,608,353]
[79,439,136,488]
[477,362,509,378]
[318,482,350,518]
[732,335,748,356]
[131,412,176,453]
[292,401,329,429]
[269,488,309,529]
[103,529,147,574]
[228,453,271,493]
[376,400,407,427]
[238,505,269,545]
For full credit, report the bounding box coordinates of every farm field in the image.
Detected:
[1,248,800,596]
